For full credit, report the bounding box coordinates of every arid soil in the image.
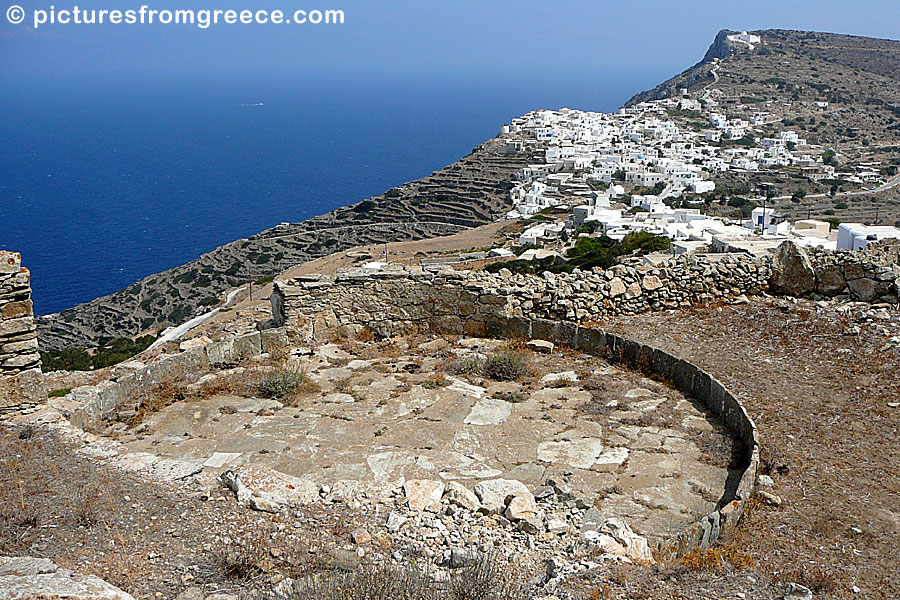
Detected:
[600,297,900,599]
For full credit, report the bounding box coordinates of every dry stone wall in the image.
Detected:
[66,328,290,431]
[1,251,45,413]
[272,241,899,338]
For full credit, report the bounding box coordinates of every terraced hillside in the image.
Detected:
[37,139,530,350]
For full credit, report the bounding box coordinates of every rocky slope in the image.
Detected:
[37,139,531,350]
[627,29,900,144]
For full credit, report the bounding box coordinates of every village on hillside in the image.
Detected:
[493,61,900,265]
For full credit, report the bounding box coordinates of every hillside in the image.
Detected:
[627,28,900,153]
[628,29,900,140]
[37,139,531,350]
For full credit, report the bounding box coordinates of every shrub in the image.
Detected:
[284,564,436,600]
[280,552,526,600]
[447,355,484,375]
[256,368,317,400]
[352,200,376,213]
[482,351,530,381]
[48,388,71,398]
[680,545,754,572]
[422,374,450,389]
[41,335,157,372]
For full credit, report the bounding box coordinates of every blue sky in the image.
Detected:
[2,0,899,87]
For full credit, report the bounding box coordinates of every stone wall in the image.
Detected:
[66,328,290,431]
[272,241,899,336]
[0,251,45,413]
[270,268,761,556]
[271,255,771,337]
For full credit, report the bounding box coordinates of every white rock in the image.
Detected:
[474,479,533,514]
[179,336,212,352]
[444,481,481,511]
[537,438,604,469]
[584,518,653,564]
[446,377,486,399]
[463,398,511,426]
[547,517,569,534]
[784,583,813,600]
[0,556,135,599]
[386,511,408,532]
[404,479,445,512]
[322,393,356,403]
[526,340,554,354]
[541,371,578,384]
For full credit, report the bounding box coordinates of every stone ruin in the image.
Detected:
[0,251,45,413]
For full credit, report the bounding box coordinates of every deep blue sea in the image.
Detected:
[0,72,649,315]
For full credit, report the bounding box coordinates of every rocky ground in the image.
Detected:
[7,294,899,598]
[3,329,767,600]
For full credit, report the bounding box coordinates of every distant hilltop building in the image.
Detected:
[726,31,761,49]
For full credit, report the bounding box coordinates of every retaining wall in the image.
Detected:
[272,240,899,337]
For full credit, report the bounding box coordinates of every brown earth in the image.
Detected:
[597,297,900,599]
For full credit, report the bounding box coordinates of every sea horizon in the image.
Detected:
[0,70,655,316]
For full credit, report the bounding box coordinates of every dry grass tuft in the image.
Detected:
[256,367,319,402]
[680,545,754,572]
[216,525,274,580]
[482,351,531,381]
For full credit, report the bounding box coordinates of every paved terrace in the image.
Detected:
[101,334,738,546]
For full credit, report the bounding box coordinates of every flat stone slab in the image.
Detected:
[105,334,735,544]
[463,397,511,425]
[537,438,605,469]
[203,452,243,469]
[0,557,134,599]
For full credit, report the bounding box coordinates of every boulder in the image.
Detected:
[769,241,816,297]
[815,264,845,296]
[386,511,408,532]
[526,339,554,354]
[474,478,533,514]
[784,583,813,600]
[504,494,543,533]
[444,481,481,511]
[583,517,654,564]
[179,336,211,352]
[847,277,891,302]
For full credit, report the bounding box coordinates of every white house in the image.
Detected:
[709,113,727,128]
[837,223,900,250]
[690,180,716,193]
